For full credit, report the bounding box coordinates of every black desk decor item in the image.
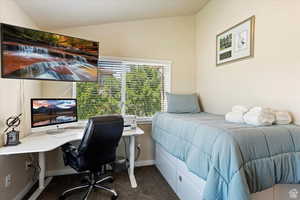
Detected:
[4,113,22,146]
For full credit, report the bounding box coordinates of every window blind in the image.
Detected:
[76,60,122,119]
[76,57,171,121]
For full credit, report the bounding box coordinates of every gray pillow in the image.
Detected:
[166,93,201,113]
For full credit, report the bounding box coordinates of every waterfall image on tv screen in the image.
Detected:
[1,23,99,82]
[31,99,77,128]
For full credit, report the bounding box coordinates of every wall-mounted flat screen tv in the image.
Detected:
[1,23,99,82]
[31,98,78,128]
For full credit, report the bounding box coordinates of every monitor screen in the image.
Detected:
[1,23,99,82]
[31,99,78,128]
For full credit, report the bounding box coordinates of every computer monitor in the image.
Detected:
[31,98,78,129]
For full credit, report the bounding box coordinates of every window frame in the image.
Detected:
[73,56,172,123]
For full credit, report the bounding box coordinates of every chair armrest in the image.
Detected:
[62,143,81,159]
[61,143,79,164]
[61,143,86,171]
[62,143,78,154]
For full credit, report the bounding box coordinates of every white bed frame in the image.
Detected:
[155,143,278,200]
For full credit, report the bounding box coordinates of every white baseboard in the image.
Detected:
[135,160,155,167]
[13,179,37,200]
[13,160,154,199]
[47,160,155,177]
[47,167,77,177]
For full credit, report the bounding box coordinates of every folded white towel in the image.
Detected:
[232,105,251,114]
[249,107,275,114]
[243,111,275,126]
[225,112,245,123]
[275,111,292,125]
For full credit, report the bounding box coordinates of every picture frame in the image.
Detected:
[1,23,99,82]
[216,16,255,66]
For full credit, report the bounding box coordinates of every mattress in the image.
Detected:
[152,112,300,200]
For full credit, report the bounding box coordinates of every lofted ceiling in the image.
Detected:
[14,0,209,29]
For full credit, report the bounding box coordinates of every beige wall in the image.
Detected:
[42,15,197,172]
[0,0,299,197]
[2,0,299,197]
[0,0,42,199]
[0,0,42,138]
[47,15,197,94]
[196,0,300,124]
[0,0,300,199]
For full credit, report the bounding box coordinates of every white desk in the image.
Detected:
[0,127,144,200]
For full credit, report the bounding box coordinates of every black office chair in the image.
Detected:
[59,115,124,200]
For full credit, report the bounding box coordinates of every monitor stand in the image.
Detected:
[46,125,65,135]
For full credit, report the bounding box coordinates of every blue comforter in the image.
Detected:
[152,112,300,200]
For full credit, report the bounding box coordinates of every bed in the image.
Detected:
[152,112,300,200]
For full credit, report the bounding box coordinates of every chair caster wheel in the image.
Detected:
[58,196,66,200]
[111,194,119,200]
[108,177,114,183]
[81,176,90,184]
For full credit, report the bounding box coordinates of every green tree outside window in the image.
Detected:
[77,65,163,120]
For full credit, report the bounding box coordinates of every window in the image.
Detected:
[74,57,171,122]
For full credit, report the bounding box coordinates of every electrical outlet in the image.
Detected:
[25,161,32,171]
[5,174,11,188]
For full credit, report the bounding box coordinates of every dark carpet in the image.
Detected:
[36,166,179,200]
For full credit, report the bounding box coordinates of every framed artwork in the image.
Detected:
[216,16,255,66]
[1,23,99,82]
